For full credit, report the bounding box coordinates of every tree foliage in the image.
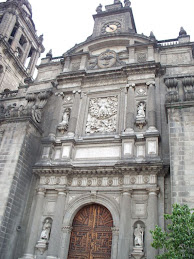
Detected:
[150,204,194,259]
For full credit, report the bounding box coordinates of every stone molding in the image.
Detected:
[39,175,156,187]
[61,226,73,233]
[62,193,120,228]
[34,164,163,176]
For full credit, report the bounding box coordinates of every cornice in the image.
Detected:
[33,163,165,176]
[166,100,194,109]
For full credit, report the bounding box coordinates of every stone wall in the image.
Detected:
[168,106,194,208]
[0,121,41,259]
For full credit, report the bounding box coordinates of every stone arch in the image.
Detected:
[63,193,120,228]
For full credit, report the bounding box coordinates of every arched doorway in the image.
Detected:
[68,204,113,259]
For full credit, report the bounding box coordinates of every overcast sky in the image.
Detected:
[27,0,194,57]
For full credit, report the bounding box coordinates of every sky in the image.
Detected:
[23,0,194,57]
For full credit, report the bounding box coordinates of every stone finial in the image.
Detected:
[39,34,44,42]
[96,4,102,13]
[124,0,131,7]
[114,0,121,3]
[179,27,187,36]
[46,49,52,59]
[149,31,156,41]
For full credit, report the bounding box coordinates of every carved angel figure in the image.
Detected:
[134,224,144,247]
[136,102,146,118]
[40,219,52,241]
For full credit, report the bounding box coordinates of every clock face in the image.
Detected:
[101,22,121,34]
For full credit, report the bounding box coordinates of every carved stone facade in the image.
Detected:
[0,1,193,259]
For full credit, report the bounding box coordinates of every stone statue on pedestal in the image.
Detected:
[134,224,144,247]
[40,219,52,241]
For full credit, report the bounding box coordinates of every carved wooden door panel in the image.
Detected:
[68,204,113,259]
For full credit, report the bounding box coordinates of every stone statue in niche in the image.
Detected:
[135,102,146,129]
[86,96,118,133]
[134,224,144,247]
[57,107,71,134]
[36,218,52,254]
[40,219,52,241]
[136,102,145,118]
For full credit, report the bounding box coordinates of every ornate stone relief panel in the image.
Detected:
[137,52,147,63]
[135,86,147,97]
[85,96,118,134]
[39,174,157,187]
[88,49,125,70]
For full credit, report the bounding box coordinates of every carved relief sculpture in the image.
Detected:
[88,49,125,70]
[86,96,118,133]
[57,107,71,134]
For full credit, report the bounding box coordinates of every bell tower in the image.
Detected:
[92,0,136,38]
[0,0,44,91]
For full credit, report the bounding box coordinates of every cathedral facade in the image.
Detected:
[0,1,193,259]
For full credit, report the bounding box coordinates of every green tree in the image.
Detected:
[150,204,194,259]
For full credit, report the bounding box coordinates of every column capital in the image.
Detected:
[72,90,81,95]
[61,225,73,233]
[146,81,155,87]
[146,187,159,195]
[55,189,67,196]
[111,227,119,236]
[122,188,133,195]
[126,82,135,89]
[36,187,46,195]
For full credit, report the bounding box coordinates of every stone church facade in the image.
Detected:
[0,0,193,259]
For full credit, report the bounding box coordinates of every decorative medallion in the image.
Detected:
[98,49,117,69]
[86,96,118,134]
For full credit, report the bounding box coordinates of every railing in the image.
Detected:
[158,38,179,46]
[51,56,63,63]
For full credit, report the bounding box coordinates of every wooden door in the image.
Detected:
[68,204,113,259]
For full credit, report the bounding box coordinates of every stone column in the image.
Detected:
[147,188,159,259]
[22,41,32,64]
[47,190,67,259]
[11,26,23,51]
[59,226,73,259]
[125,83,135,132]
[0,12,16,38]
[111,227,119,259]
[118,189,132,259]
[63,56,71,72]
[23,188,45,258]
[68,90,81,136]
[118,88,126,133]
[28,51,39,75]
[146,81,157,131]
